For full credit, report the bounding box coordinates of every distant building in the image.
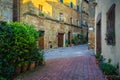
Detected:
[80,0,89,43]
[88,0,95,49]
[95,0,120,73]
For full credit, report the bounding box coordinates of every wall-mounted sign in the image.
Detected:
[89,27,94,31]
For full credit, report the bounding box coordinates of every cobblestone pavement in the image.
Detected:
[15,45,105,80]
[44,44,94,60]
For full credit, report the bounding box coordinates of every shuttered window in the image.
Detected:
[38,4,43,12]
[70,2,73,8]
[106,4,116,45]
[60,0,63,3]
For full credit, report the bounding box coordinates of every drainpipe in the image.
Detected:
[80,0,83,29]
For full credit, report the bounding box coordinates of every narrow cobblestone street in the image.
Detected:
[15,45,105,80]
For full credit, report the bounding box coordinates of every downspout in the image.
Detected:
[80,0,83,29]
[18,0,20,22]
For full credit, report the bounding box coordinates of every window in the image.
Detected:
[70,2,73,8]
[77,20,79,26]
[82,20,88,26]
[38,4,44,16]
[76,5,79,11]
[59,13,64,22]
[60,0,63,3]
[38,4,43,12]
[106,4,116,45]
[70,17,73,24]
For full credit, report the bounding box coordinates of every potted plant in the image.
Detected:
[28,57,36,70]
[38,50,45,66]
[15,63,22,74]
[95,53,101,64]
[21,61,29,72]
[65,40,70,47]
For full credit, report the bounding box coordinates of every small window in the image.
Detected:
[60,0,63,3]
[70,17,73,24]
[59,13,64,22]
[106,4,116,45]
[76,5,79,11]
[77,20,79,26]
[38,4,43,12]
[70,2,73,8]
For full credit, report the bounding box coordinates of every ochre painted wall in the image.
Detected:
[20,0,80,25]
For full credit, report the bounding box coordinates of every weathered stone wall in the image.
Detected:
[81,0,89,39]
[20,0,80,26]
[88,0,95,49]
[0,0,13,22]
[20,0,81,49]
[24,15,80,49]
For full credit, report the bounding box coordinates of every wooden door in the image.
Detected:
[96,21,101,53]
[38,34,44,50]
[58,33,64,47]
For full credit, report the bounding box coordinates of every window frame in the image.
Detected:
[60,0,63,3]
[106,4,116,45]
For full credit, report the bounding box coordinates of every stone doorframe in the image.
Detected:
[96,13,102,54]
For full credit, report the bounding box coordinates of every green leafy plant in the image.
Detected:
[0,21,44,78]
[65,40,70,47]
[108,58,112,63]
[72,34,79,45]
[95,53,101,60]
[39,11,44,16]
[72,34,86,45]
[99,62,117,75]
[0,77,7,80]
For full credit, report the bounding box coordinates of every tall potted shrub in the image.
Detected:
[0,21,42,79]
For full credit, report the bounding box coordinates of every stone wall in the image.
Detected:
[20,0,80,26]
[0,0,13,22]
[88,0,95,49]
[24,15,80,49]
[20,0,81,49]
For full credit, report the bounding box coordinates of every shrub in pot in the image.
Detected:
[28,59,36,70]
[15,63,22,74]
[21,61,29,72]
[0,21,40,78]
[99,62,117,75]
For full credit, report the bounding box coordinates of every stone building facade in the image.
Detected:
[0,0,82,50]
[19,0,81,49]
[80,0,89,42]
[95,0,120,73]
[88,0,95,49]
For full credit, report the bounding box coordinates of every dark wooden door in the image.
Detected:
[96,21,101,53]
[58,33,64,47]
[39,34,44,50]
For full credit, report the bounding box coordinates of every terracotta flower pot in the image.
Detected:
[29,62,35,70]
[15,66,21,74]
[21,64,29,72]
[35,61,39,67]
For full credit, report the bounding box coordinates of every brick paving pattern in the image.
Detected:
[18,55,105,80]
